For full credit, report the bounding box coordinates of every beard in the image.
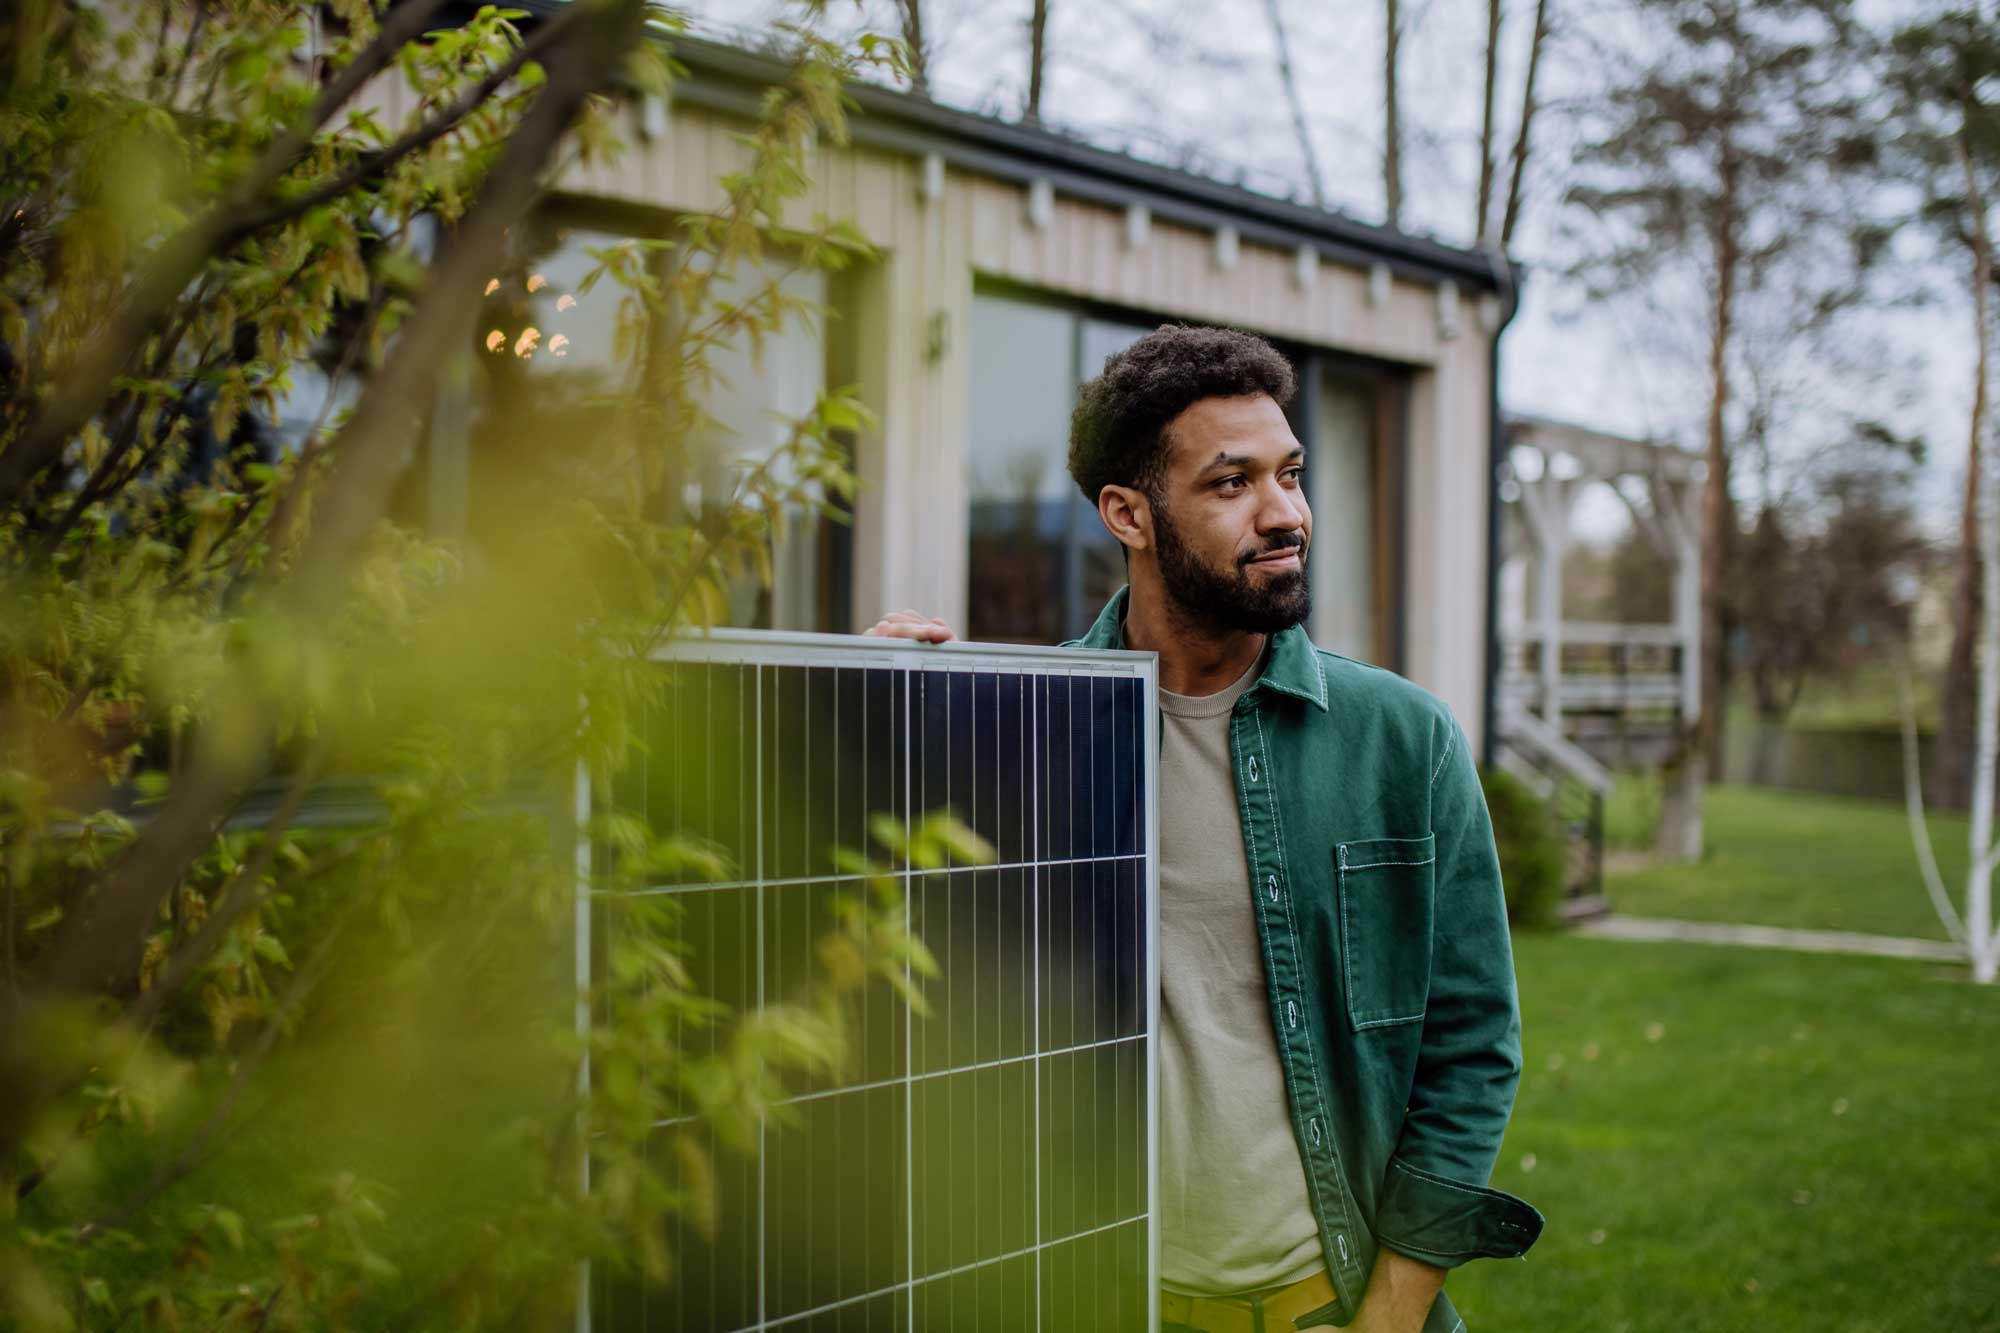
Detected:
[1151,493,1311,635]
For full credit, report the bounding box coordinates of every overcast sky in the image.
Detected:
[679,0,1973,546]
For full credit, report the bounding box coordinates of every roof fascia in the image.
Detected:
[487,5,1514,294]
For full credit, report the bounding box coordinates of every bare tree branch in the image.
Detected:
[1027,0,1050,122]
[1475,0,1501,241]
[1384,0,1403,227]
[1501,0,1550,248]
[896,0,930,96]
[1262,0,1326,209]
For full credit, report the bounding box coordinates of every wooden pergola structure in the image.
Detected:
[1493,415,1704,912]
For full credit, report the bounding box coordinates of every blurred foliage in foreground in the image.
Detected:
[0,2,932,1326]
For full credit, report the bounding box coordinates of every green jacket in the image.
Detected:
[1069,588,1544,1333]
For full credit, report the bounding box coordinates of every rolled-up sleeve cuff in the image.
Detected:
[1375,1157,1545,1268]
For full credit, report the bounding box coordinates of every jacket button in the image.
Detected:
[1287,999,1298,1028]
[1267,873,1279,902]
[1247,755,1260,782]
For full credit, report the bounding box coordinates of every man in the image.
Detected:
[867,325,1542,1332]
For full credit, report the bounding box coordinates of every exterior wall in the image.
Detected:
[1403,351,1496,747]
[554,102,1498,746]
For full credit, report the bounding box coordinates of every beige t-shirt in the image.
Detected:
[1157,650,1323,1295]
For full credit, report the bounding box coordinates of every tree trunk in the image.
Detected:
[1026,0,1049,122]
[1709,580,1737,776]
[1663,149,1741,860]
[898,0,930,96]
[1971,268,1999,984]
[1657,750,1705,861]
[1750,712,1784,786]
[1475,0,1501,242]
[1936,153,1989,810]
[1499,0,1549,248]
[1698,156,1740,791]
[1384,0,1402,228]
[1264,0,1327,208]
[1960,127,2000,982]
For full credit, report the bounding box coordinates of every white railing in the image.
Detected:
[1499,673,1682,711]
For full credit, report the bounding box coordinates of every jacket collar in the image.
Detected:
[1074,585,1329,711]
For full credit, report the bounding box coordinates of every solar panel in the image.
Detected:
[576,629,1160,1332]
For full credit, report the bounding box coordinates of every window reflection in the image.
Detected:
[966,296,1149,644]
[463,217,837,631]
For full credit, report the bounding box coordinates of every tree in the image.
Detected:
[1886,10,2000,982]
[0,1,937,1321]
[1884,11,2000,812]
[1564,0,1881,859]
[1732,433,1930,771]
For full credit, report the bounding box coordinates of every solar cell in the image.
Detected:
[577,630,1158,1332]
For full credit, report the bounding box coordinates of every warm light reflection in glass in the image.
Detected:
[514,327,541,358]
[484,329,505,352]
[526,274,548,293]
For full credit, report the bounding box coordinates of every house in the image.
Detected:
[410,21,1520,760]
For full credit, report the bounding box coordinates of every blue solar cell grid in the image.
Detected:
[578,630,1158,1332]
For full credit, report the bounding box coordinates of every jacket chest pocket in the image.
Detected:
[1336,833,1436,1031]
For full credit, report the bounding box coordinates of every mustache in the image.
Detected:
[1242,533,1306,565]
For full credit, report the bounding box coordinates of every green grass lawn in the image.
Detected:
[1451,932,2000,1331]
[1603,779,1973,941]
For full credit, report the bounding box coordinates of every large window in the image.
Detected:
[967,288,1403,665]
[454,207,844,632]
[966,291,1150,643]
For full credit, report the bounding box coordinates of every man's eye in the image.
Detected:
[1218,475,1248,491]
[1283,467,1305,484]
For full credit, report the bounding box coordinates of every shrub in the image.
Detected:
[1479,765,1568,929]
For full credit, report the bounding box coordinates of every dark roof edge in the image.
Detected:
[670,34,1508,293]
[487,4,1513,294]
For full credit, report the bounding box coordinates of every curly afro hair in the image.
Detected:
[1067,324,1296,504]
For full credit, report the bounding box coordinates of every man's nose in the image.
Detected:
[1256,480,1308,533]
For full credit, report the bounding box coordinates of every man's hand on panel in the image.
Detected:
[862,610,957,643]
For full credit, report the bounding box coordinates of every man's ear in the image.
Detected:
[1098,484,1152,554]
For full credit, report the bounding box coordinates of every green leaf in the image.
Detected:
[210,1207,245,1250]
